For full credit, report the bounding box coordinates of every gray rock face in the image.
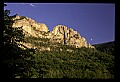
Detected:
[11,15,94,49]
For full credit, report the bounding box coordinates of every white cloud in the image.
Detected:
[30,4,36,7]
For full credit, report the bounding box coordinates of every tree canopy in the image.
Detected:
[4,4,36,78]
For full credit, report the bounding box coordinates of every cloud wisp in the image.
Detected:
[29,4,36,7]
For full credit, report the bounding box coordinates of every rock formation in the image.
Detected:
[11,15,48,37]
[10,15,95,49]
[50,25,94,48]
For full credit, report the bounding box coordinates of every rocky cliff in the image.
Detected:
[10,15,94,50]
[51,25,94,48]
[11,15,48,37]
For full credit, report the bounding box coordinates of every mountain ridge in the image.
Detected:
[10,15,95,50]
[93,41,114,55]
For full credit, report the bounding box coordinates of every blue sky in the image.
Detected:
[4,3,115,45]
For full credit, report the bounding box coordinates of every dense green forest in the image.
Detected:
[3,4,114,78]
[93,41,114,56]
[31,45,114,78]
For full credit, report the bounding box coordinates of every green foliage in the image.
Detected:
[32,45,114,78]
[25,36,50,48]
[4,4,36,78]
[25,35,49,42]
[22,34,114,78]
[14,16,26,21]
[93,41,114,55]
[32,27,36,30]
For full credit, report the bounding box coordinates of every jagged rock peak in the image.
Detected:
[52,25,95,48]
[11,15,49,34]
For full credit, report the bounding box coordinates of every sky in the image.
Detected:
[4,3,115,45]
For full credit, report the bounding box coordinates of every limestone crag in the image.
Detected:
[11,15,48,37]
[11,15,94,49]
[51,25,94,48]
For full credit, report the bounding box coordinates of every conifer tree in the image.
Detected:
[4,4,35,78]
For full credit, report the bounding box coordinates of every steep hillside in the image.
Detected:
[30,43,114,78]
[18,35,114,78]
[93,41,114,55]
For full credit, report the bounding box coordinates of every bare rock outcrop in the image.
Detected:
[10,15,94,49]
[11,15,48,37]
[51,25,94,48]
